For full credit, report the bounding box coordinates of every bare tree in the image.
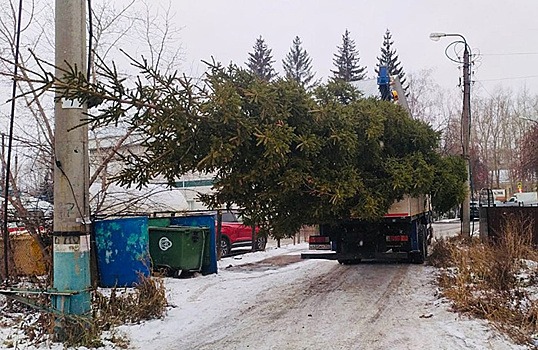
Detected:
[407,69,458,132]
[0,0,185,273]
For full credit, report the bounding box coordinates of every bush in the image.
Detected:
[5,274,167,348]
[431,217,538,346]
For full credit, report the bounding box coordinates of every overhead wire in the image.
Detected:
[480,52,538,56]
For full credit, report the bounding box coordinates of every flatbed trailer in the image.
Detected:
[301,196,432,264]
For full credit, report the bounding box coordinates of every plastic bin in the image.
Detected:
[94,216,150,287]
[149,226,208,276]
[170,215,217,275]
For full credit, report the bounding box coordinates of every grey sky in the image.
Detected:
[164,0,538,96]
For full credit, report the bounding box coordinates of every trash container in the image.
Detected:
[170,215,217,275]
[94,216,151,287]
[148,226,208,276]
[148,217,171,228]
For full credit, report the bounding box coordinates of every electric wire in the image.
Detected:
[480,52,538,56]
[2,0,24,284]
[477,75,538,82]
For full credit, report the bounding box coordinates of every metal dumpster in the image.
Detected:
[94,216,151,287]
[148,226,208,277]
[148,217,171,228]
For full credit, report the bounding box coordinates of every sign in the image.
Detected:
[53,235,90,253]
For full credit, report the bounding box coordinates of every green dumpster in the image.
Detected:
[148,217,171,228]
[148,226,208,277]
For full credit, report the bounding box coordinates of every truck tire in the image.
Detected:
[338,259,361,265]
[412,228,427,264]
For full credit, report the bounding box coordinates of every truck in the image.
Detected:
[302,196,432,264]
[504,192,538,206]
[301,67,432,264]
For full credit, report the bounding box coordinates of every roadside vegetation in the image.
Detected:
[0,274,167,348]
[430,218,538,346]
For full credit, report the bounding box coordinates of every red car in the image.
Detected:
[219,211,267,256]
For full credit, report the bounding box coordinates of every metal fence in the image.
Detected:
[479,206,538,243]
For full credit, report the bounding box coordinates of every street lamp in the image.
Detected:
[430,32,472,239]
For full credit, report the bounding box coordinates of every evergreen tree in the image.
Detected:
[282,36,316,88]
[331,29,367,82]
[246,36,277,81]
[376,29,408,92]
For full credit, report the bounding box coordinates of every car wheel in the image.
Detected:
[220,236,231,257]
[256,236,267,251]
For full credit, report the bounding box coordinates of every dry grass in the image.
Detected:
[432,216,538,346]
[93,273,168,326]
[5,273,168,348]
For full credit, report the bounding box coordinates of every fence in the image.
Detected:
[479,206,538,243]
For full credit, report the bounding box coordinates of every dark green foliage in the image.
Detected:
[282,36,316,89]
[331,29,367,82]
[30,55,466,237]
[246,36,277,81]
[376,29,408,92]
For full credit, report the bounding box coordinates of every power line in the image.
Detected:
[477,75,538,82]
[480,52,538,56]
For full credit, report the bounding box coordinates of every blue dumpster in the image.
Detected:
[94,216,151,287]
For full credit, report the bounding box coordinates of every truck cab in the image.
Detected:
[504,192,538,206]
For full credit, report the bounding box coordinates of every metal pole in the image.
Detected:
[430,32,472,239]
[2,0,24,284]
[53,0,91,316]
[461,45,471,238]
[1,134,6,281]
[216,210,222,260]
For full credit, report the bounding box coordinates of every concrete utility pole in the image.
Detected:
[461,44,471,238]
[53,0,91,315]
[430,32,472,238]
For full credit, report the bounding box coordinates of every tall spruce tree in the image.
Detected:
[376,29,408,92]
[282,36,316,88]
[331,29,367,82]
[246,36,277,81]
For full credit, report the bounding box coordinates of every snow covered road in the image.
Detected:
[124,230,525,350]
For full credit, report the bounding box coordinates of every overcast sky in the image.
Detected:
[157,0,538,97]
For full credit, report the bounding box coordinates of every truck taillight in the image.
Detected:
[386,235,409,242]
[309,236,330,244]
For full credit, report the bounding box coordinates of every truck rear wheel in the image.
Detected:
[338,259,361,265]
[412,229,427,264]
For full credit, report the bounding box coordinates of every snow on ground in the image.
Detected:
[120,242,526,350]
[0,238,529,349]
